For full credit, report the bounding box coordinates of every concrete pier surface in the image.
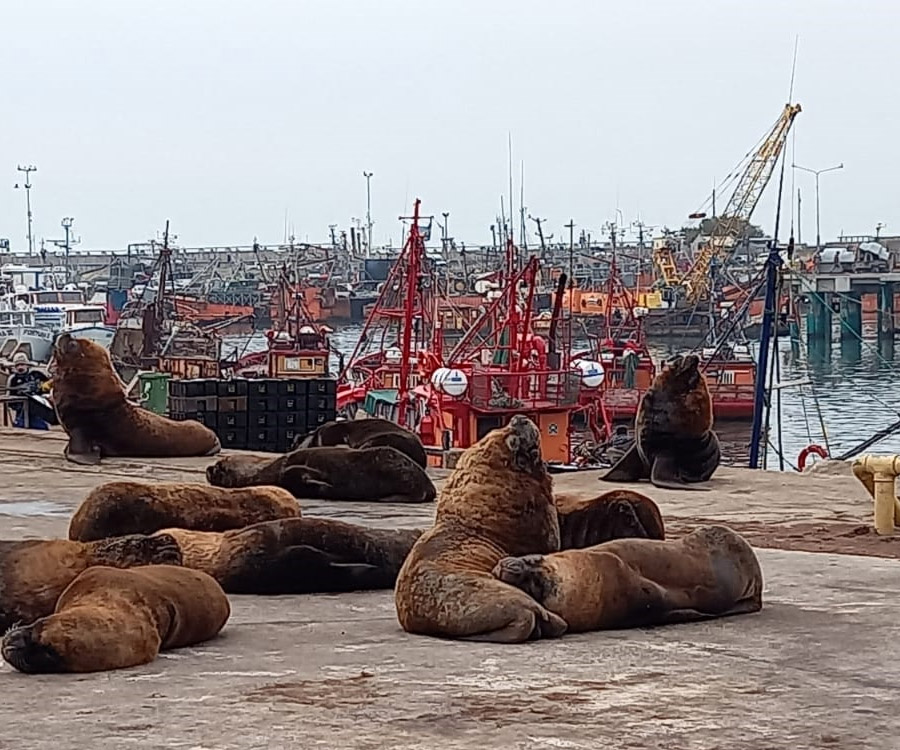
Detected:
[1,428,899,749]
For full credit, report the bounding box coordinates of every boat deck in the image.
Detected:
[1,428,898,749]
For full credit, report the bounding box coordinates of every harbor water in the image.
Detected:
[224,324,900,472]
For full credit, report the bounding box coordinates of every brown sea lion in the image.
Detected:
[394,415,568,643]
[292,418,428,468]
[68,481,301,542]
[554,489,666,548]
[50,333,221,465]
[153,517,424,594]
[494,525,763,633]
[0,534,182,632]
[1,565,229,674]
[600,353,720,490]
[206,445,436,503]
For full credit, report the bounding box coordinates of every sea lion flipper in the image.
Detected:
[599,445,648,483]
[282,466,332,488]
[64,431,102,465]
[280,544,378,574]
[649,455,709,491]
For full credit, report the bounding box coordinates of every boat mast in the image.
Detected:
[397,199,424,427]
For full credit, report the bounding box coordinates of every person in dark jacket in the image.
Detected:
[7,352,50,429]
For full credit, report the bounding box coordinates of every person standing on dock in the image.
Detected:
[7,353,50,430]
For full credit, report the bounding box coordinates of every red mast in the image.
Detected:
[397,199,424,426]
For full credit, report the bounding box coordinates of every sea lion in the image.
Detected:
[153,517,424,594]
[394,415,568,643]
[292,418,428,468]
[68,481,301,542]
[554,489,666,548]
[0,534,182,632]
[50,333,221,465]
[600,353,720,490]
[493,525,763,633]
[206,445,436,503]
[2,565,229,674]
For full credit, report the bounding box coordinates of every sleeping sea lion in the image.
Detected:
[68,481,301,541]
[51,333,221,465]
[206,445,436,503]
[292,418,428,468]
[554,489,666,548]
[153,517,424,594]
[494,525,763,633]
[394,415,568,643]
[1,565,229,674]
[600,353,720,490]
[0,534,182,632]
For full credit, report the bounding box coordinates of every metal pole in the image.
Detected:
[792,162,843,253]
[815,173,820,252]
[565,219,575,321]
[363,171,373,257]
[748,242,782,468]
[17,165,37,256]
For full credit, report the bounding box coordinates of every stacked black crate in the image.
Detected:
[168,379,218,432]
[247,380,279,452]
[217,379,249,449]
[307,378,337,432]
[276,379,309,452]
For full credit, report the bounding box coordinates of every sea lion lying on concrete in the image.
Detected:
[51,333,221,465]
[153,517,424,594]
[206,445,436,503]
[600,353,720,490]
[0,534,181,632]
[395,415,568,643]
[292,418,428,468]
[555,489,665,548]
[494,525,762,633]
[2,565,229,674]
[68,481,301,542]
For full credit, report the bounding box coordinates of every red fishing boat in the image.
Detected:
[338,199,606,465]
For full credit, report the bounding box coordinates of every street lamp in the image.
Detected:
[792,162,843,252]
[14,165,37,255]
[363,171,373,256]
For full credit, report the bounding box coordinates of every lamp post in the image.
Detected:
[15,165,37,255]
[363,171,373,257]
[792,162,843,252]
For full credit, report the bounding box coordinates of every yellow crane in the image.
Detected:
[682,102,802,304]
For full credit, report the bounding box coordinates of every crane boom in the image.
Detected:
[683,102,801,304]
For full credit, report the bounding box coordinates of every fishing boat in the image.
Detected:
[338,199,602,465]
[225,265,334,380]
[0,309,54,363]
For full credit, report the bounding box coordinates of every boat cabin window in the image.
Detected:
[71,309,104,324]
[34,291,83,304]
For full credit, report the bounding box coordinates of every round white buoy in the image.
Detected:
[572,358,605,388]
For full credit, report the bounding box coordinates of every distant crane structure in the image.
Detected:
[681,102,802,305]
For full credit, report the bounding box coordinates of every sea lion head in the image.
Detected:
[471,414,543,477]
[52,333,107,370]
[1,622,66,674]
[492,554,554,603]
[90,533,184,567]
[660,353,702,392]
[206,455,269,488]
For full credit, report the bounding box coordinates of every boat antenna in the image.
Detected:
[508,132,514,244]
[520,160,527,250]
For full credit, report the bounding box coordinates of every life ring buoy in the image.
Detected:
[797,444,828,472]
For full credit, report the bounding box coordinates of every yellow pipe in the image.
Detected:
[852,455,900,535]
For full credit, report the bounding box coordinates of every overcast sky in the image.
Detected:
[2,0,896,252]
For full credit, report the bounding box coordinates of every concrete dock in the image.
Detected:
[1,428,898,749]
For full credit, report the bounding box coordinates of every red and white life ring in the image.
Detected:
[797,444,828,472]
